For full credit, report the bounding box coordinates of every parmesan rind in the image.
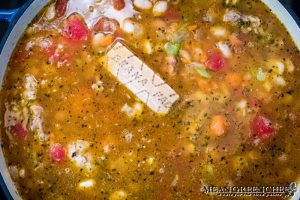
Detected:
[107,42,179,114]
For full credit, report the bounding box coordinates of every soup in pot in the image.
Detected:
[1,0,300,199]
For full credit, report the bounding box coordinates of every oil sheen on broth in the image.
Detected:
[0,0,300,199]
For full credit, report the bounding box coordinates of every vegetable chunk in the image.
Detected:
[210,115,227,137]
[50,143,66,162]
[62,14,89,41]
[250,115,275,140]
[206,52,225,71]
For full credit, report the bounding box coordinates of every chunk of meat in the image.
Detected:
[62,14,89,41]
[113,0,125,10]
[67,140,93,171]
[223,9,261,32]
[55,0,68,18]
[250,114,274,140]
[223,9,241,23]
[23,74,38,101]
[29,105,48,141]
[206,52,225,72]
[4,103,23,128]
[93,17,119,34]
[50,143,66,162]
[12,123,28,140]
[163,5,180,21]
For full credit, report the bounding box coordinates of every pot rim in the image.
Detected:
[0,0,300,199]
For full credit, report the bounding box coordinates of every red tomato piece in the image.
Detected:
[63,14,89,41]
[12,123,28,140]
[250,115,275,140]
[206,52,225,72]
[50,143,66,162]
[164,5,180,21]
[55,0,68,18]
[93,17,119,33]
[113,0,125,10]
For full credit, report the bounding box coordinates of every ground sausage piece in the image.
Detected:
[113,0,125,10]
[12,123,28,140]
[55,0,68,18]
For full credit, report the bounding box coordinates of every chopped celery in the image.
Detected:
[196,68,211,78]
[172,23,189,43]
[165,42,181,56]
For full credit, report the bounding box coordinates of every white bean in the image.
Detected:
[122,19,135,34]
[285,58,295,73]
[92,32,105,49]
[78,179,95,189]
[274,76,286,86]
[210,26,229,38]
[133,0,152,10]
[122,19,144,37]
[45,3,56,21]
[216,42,232,58]
[109,190,128,200]
[142,40,153,54]
[268,59,285,74]
[153,1,168,16]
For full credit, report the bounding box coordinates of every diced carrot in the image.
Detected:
[196,77,211,92]
[229,33,243,46]
[113,0,125,10]
[210,115,227,137]
[225,72,242,88]
[256,90,272,104]
[187,24,197,32]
